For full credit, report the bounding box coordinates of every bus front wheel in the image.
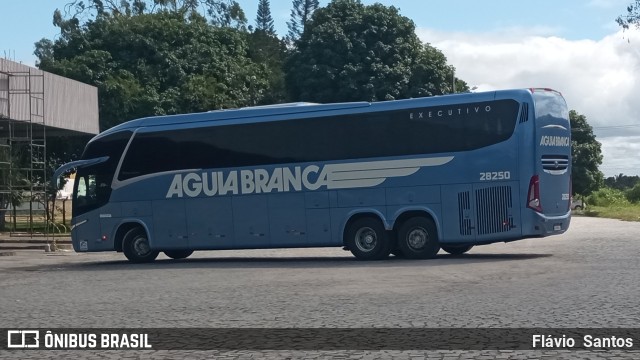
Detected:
[164,250,194,260]
[441,245,473,255]
[396,217,440,259]
[345,217,392,260]
[122,227,159,263]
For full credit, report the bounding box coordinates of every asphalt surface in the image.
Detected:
[0,216,639,359]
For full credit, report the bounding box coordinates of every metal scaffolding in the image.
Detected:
[0,68,48,236]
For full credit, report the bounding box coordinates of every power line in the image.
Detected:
[592,124,640,130]
[564,124,640,132]
[571,124,640,133]
[600,166,640,169]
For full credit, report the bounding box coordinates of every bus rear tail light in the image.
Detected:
[527,175,542,212]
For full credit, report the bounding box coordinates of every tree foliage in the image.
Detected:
[286,0,319,43]
[570,110,604,195]
[285,0,467,103]
[617,0,640,30]
[586,187,629,207]
[247,31,288,104]
[625,182,640,203]
[255,0,275,35]
[604,173,640,190]
[37,9,270,130]
[61,0,248,28]
[0,151,26,230]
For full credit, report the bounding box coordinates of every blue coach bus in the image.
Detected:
[53,88,571,263]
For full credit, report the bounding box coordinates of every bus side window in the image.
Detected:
[95,176,110,200]
[76,176,87,206]
[86,176,97,199]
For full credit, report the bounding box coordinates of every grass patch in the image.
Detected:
[580,204,640,222]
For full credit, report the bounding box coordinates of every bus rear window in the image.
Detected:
[532,90,569,122]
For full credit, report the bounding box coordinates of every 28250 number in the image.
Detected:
[480,171,511,181]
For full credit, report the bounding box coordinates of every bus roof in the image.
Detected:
[99,101,370,138]
[95,89,541,140]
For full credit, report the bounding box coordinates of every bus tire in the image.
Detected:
[397,217,440,259]
[345,217,392,260]
[441,245,473,255]
[164,250,194,260]
[122,227,159,263]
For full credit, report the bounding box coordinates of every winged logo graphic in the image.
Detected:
[323,156,455,189]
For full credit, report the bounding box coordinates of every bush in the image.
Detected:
[625,183,640,203]
[586,187,630,207]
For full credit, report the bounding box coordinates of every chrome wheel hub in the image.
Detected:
[133,237,151,256]
[355,227,377,252]
[407,227,428,250]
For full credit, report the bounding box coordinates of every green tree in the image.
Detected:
[625,182,640,203]
[255,0,275,35]
[570,110,604,196]
[0,155,26,231]
[62,0,247,27]
[604,173,640,190]
[285,0,466,103]
[36,10,270,130]
[617,1,640,29]
[286,0,319,42]
[247,31,289,104]
[206,0,248,30]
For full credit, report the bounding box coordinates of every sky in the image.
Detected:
[1,0,639,177]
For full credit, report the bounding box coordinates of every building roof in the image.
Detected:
[0,58,99,137]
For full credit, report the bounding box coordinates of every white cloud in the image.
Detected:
[599,136,640,176]
[587,0,629,9]
[417,27,640,176]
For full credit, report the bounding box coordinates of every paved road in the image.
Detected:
[0,216,639,359]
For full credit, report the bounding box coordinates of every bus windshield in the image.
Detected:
[73,162,115,215]
[72,131,132,216]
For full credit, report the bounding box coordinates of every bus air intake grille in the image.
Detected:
[519,103,529,123]
[541,155,569,175]
[475,186,513,235]
[458,191,472,236]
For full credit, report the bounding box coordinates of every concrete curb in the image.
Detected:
[0,245,46,250]
[0,244,73,251]
[0,239,71,244]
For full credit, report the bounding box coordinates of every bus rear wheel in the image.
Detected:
[396,217,440,259]
[345,217,392,260]
[164,250,194,260]
[122,227,159,263]
[441,245,473,255]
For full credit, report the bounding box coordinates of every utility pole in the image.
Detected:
[452,70,456,94]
